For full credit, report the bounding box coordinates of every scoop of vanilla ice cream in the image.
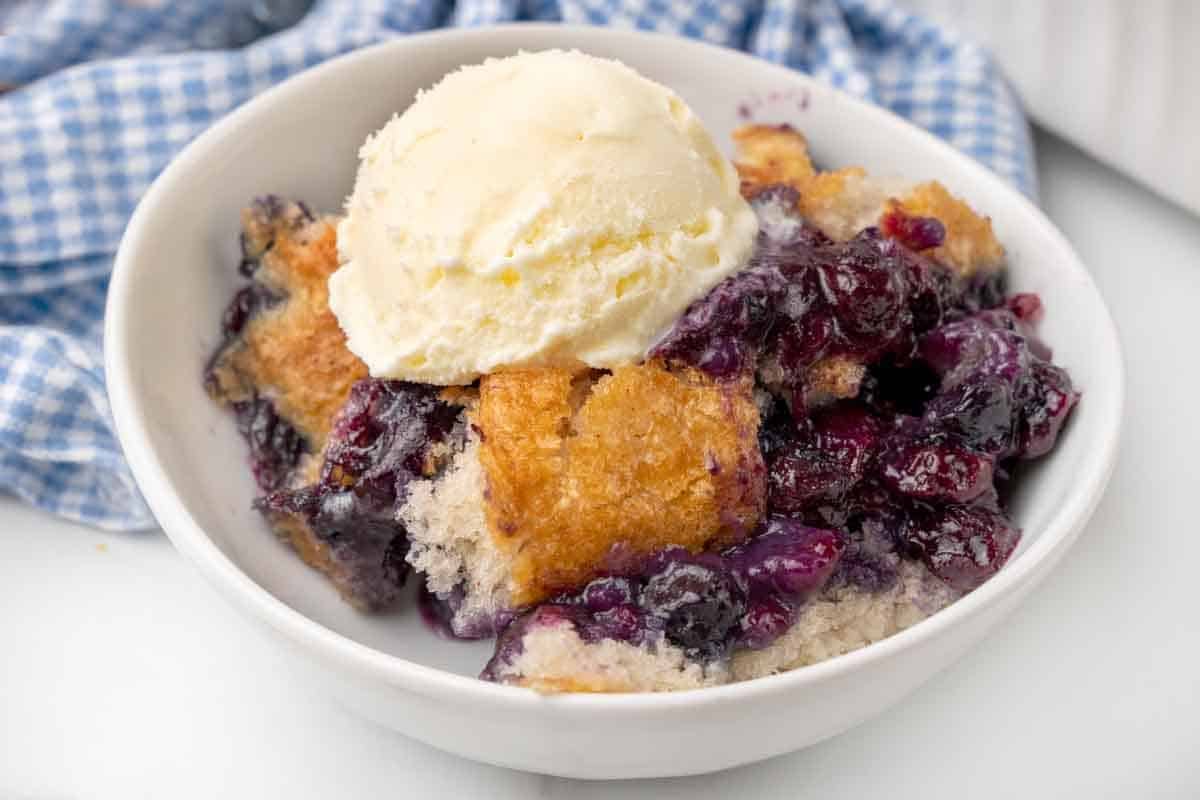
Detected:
[330,49,758,385]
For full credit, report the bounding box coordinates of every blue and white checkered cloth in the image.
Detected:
[0,0,1033,531]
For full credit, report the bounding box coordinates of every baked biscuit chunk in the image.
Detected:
[206,197,367,459]
[732,123,817,189]
[733,123,1004,276]
[476,363,765,605]
[885,185,1004,277]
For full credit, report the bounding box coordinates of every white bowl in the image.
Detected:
[105,25,1123,779]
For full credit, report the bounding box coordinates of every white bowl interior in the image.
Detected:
[111,28,1120,684]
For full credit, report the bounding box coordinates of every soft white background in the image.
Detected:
[2,131,1197,798]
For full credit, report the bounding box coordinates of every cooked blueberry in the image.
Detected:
[1017,361,1079,458]
[922,376,1016,456]
[816,231,909,352]
[318,379,461,512]
[880,438,995,504]
[726,517,844,600]
[231,394,306,492]
[902,504,1020,592]
[881,207,946,252]
[586,604,649,645]
[237,232,261,277]
[920,313,1030,389]
[738,594,797,650]
[767,405,882,513]
[305,507,412,608]
[812,405,883,479]
[249,193,312,229]
[650,260,788,378]
[918,308,1077,464]
[768,443,852,511]
[238,195,312,269]
[577,576,638,612]
[653,203,994,390]
[640,560,746,659]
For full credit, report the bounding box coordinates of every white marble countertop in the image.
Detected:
[3,131,1198,798]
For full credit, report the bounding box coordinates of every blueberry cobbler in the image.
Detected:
[205,51,1077,692]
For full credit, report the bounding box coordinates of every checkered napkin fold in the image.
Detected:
[0,0,1033,531]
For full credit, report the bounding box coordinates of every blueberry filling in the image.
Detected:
[647,186,1078,608]
[650,186,1005,387]
[231,393,305,493]
[481,517,844,678]
[901,503,1020,593]
[259,379,462,609]
[263,379,461,518]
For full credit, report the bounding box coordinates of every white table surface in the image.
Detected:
[3,131,1198,799]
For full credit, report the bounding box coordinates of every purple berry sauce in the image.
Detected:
[482,516,845,678]
[258,379,462,609]
[648,183,1078,607]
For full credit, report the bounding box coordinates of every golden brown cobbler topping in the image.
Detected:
[476,363,765,605]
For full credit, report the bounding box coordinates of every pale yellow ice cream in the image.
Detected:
[329,49,758,385]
